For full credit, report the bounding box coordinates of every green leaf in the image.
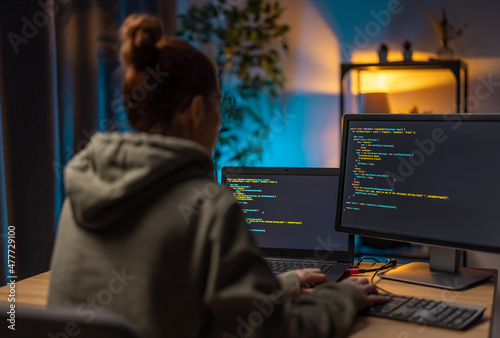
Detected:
[177,0,290,170]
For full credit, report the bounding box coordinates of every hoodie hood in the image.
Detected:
[63,132,214,231]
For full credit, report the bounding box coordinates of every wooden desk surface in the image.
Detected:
[0,265,496,337]
[0,271,50,308]
[347,265,497,338]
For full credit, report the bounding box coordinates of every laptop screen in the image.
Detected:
[222,167,350,252]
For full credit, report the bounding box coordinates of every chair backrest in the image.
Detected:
[0,303,140,338]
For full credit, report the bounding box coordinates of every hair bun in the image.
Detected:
[121,14,164,70]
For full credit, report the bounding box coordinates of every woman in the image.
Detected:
[47,14,386,338]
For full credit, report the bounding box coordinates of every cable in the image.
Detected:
[347,257,396,275]
[350,257,381,268]
[345,258,398,295]
[370,260,397,295]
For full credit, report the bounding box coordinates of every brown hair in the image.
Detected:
[120,14,218,132]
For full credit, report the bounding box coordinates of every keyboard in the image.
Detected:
[267,260,334,274]
[366,294,486,330]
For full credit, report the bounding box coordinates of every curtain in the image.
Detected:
[0,0,176,285]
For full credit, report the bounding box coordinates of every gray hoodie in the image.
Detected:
[48,132,366,338]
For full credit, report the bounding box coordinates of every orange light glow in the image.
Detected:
[358,70,455,93]
[360,74,389,93]
[349,51,456,94]
[345,51,458,114]
[281,1,341,94]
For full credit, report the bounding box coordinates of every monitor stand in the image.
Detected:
[380,246,493,290]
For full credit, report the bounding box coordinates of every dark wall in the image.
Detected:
[0,0,59,282]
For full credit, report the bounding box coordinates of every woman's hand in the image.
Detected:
[341,277,390,308]
[295,268,328,295]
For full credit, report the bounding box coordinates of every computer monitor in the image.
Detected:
[336,113,499,290]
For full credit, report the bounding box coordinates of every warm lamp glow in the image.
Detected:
[345,51,459,114]
[356,70,455,94]
[361,92,390,113]
[349,50,455,93]
[282,1,340,94]
[361,74,388,93]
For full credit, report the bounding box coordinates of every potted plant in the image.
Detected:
[378,43,388,63]
[402,40,413,61]
[423,7,467,60]
[177,0,290,171]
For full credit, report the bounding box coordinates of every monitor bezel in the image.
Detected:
[335,113,500,254]
[222,166,355,261]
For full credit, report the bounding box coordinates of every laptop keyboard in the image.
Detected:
[366,294,485,330]
[267,260,335,274]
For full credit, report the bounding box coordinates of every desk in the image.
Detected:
[0,271,50,308]
[347,264,496,338]
[0,265,496,337]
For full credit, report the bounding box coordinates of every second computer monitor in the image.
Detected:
[336,113,499,289]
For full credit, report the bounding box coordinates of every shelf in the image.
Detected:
[339,60,469,124]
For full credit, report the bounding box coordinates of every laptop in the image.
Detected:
[221,167,354,282]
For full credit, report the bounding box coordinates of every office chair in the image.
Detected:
[0,303,140,337]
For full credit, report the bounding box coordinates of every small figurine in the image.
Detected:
[423,7,467,59]
[402,40,413,61]
[378,43,388,63]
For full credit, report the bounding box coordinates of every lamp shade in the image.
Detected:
[360,92,390,113]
